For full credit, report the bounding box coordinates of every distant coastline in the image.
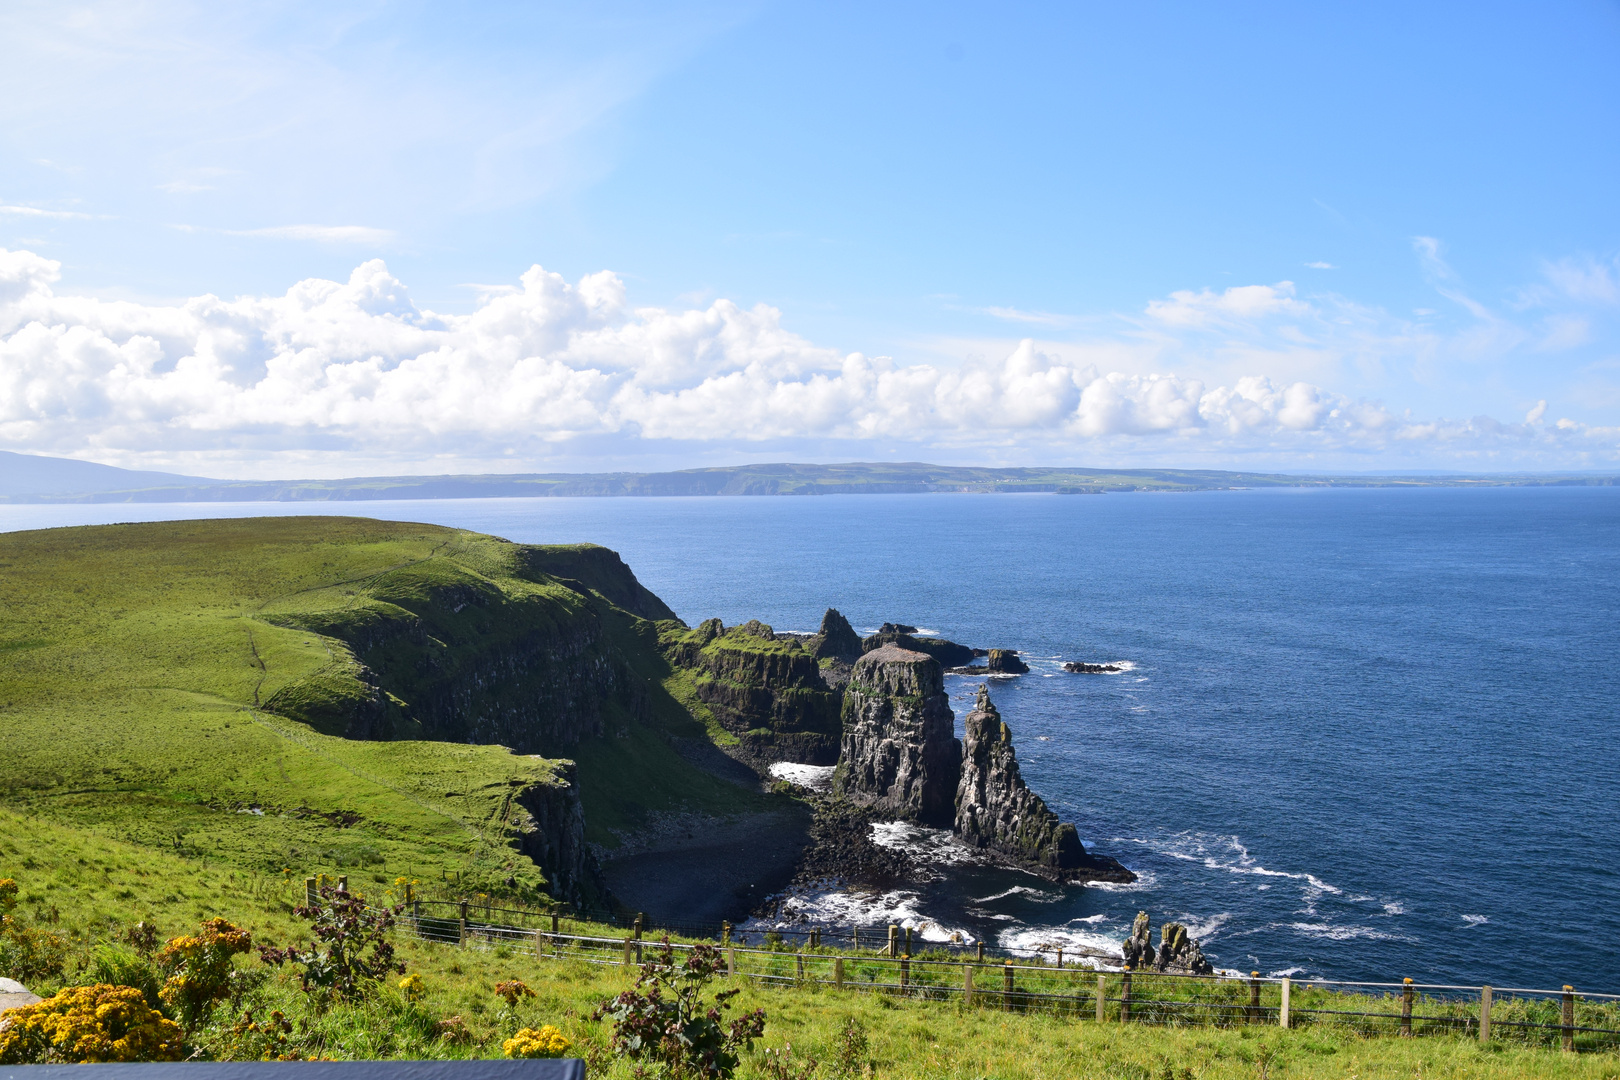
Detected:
[3,450,1616,504]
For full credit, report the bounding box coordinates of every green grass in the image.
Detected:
[0,517,765,895]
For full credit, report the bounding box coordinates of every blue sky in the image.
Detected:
[2,0,1618,476]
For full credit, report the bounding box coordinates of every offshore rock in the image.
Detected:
[985,649,1030,674]
[954,686,1087,872]
[813,608,864,659]
[832,645,961,826]
[1121,911,1213,974]
[862,631,976,669]
[1063,661,1123,674]
[879,622,919,634]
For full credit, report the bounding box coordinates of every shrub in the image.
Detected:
[0,983,184,1064]
[0,912,67,984]
[221,1009,297,1061]
[495,979,535,1007]
[502,1025,572,1059]
[0,879,16,912]
[592,938,765,1079]
[155,917,253,1028]
[258,884,404,1004]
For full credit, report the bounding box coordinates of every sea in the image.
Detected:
[3,486,1616,991]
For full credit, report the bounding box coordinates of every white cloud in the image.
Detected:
[0,248,1612,472]
[225,224,396,245]
[1145,282,1311,327]
[981,306,1075,327]
[1305,261,1336,270]
[0,203,94,220]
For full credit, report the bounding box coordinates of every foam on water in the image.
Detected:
[1462,914,1488,927]
[767,761,836,791]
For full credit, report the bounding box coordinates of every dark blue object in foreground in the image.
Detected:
[0,1062,582,1080]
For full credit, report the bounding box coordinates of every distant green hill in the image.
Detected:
[0,517,766,905]
[4,453,1613,502]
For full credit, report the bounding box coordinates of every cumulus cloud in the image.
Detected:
[0,248,1611,472]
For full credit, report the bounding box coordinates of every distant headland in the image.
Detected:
[2,450,1615,503]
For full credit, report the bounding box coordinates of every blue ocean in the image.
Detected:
[5,486,1616,990]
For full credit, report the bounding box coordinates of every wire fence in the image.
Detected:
[383,894,1620,1053]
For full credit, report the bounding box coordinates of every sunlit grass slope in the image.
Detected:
[0,517,762,897]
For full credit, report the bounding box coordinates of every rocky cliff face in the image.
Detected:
[954,686,1088,870]
[812,608,863,659]
[832,645,961,825]
[664,618,843,765]
[512,761,605,906]
[861,631,976,668]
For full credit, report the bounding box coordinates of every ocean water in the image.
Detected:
[3,487,1617,990]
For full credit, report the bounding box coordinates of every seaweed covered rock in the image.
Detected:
[832,645,961,825]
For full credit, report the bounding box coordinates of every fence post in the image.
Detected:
[458,899,468,947]
[977,940,985,963]
[1562,986,1575,1052]
[1249,971,1261,1024]
[634,913,644,940]
[722,921,731,945]
[1120,967,1132,1024]
[852,925,858,951]
[963,963,974,1007]
[551,911,560,937]
[1056,947,1063,969]
[900,954,910,992]
[533,929,542,960]
[337,875,348,894]
[905,926,913,956]
[1097,974,1107,1023]
[304,877,317,907]
[834,957,844,989]
[727,946,737,977]
[1479,985,1492,1043]
[797,952,806,983]
[1003,959,1014,1011]
[888,924,899,958]
[1400,978,1414,1036]
[622,936,633,967]
[1280,978,1291,1029]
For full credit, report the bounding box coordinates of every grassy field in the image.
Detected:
[0,517,766,901]
[2,808,1614,1077]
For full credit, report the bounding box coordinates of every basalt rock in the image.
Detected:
[879,622,919,635]
[985,649,1030,674]
[861,631,976,669]
[512,761,606,906]
[832,645,961,826]
[1121,911,1213,974]
[813,608,863,659]
[666,619,843,766]
[954,686,1130,881]
[1063,661,1123,674]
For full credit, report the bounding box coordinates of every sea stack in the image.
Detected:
[985,649,1030,674]
[832,644,961,826]
[954,685,1087,871]
[813,607,863,659]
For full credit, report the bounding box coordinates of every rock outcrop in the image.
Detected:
[1121,911,1214,974]
[512,761,605,906]
[813,608,863,659]
[666,619,843,765]
[1063,661,1122,674]
[985,649,1030,674]
[955,686,1094,874]
[832,645,961,826]
[862,631,976,669]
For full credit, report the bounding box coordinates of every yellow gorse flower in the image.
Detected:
[398,973,424,1002]
[0,984,184,1063]
[502,1025,571,1059]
